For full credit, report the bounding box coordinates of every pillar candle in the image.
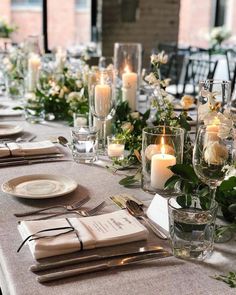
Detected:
[122,66,137,111]
[151,153,176,189]
[94,83,111,117]
[28,53,41,92]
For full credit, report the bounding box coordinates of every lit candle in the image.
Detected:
[108,143,125,158]
[151,137,176,189]
[122,65,137,111]
[206,117,220,141]
[94,75,111,117]
[28,53,41,92]
[55,47,66,72]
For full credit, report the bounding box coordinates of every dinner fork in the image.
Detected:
[14,196,90,217]
[32,201,107,220]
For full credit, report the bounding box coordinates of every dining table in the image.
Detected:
[0,100,235,295]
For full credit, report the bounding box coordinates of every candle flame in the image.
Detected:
[124,65,130,73]
[212,116,220,125]
[160,137,165,154]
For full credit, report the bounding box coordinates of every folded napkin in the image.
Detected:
[18,210,148,260]
[0,141,58,158]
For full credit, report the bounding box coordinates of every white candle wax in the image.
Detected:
[151,154,176,189]
[28,54,41,92]
[206,124,219,141]
[94,84,111,117]
[108,143,125,158]
[122,71,137,111]
[74,116,87,127]
[55,48,66,72]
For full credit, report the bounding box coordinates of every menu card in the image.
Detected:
[18,210,148,260]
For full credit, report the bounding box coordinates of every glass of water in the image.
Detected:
[71,126,98,163]
[168,196,218,260]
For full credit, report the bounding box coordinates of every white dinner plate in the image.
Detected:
[0,123,23,136]
[1,174,78,199]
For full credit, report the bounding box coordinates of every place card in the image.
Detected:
[146,194,169,232]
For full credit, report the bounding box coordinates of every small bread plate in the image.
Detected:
[0,123,23,136]
[1,174,78,199]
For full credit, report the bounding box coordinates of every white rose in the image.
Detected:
[130,112,140,119]
[121,122,134,133]
[204,141,228,165]
[67,92,82,102]
[180,95,194,109]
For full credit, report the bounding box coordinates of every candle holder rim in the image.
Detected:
[142,126,185,136]
[168,196,218,211]
[114,42,142,47]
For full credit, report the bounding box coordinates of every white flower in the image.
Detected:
[204,141,228,165]
[121,122,134,133]
[76,80,83,88]
[151,51,168,64]
[130,112,140,119]
[145,72,160,86]
[180,95,194,109]
[67,91,82,102]
[224,165,236,180]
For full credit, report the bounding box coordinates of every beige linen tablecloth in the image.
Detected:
[0,119,235,295]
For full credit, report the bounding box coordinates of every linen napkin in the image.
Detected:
[0,141,59,158]
[18,210,148,260]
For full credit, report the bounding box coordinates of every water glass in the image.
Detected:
[168,196,218,260]
[23,93,44,123]
[141,126,184,194]
[71,126,98,163]
[73,113,88,127]
[5,76,24,100]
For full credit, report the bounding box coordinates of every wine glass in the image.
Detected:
[88,69,116,153]
[193,124,235,201]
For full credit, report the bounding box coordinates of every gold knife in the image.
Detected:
[110,193,144,209]
[37,251,172,283]
[30,245,165,272]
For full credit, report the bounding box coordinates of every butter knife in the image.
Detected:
[30,245,165,272]
[37,251,172,283]
[0,158,70,167]
[0,153,64,163]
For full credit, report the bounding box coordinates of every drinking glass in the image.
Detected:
[168,196,218,260]
[193,124,235,201]
[88,69,116,153]
[71,126,98,163]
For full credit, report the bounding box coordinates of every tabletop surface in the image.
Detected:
[0,113,235,295]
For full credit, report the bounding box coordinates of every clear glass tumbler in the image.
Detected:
[168,196,218,260]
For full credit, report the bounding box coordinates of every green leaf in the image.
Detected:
[119,175,140,187]
[170,164,199,183]
[176,195,192,208]
[164,175,180,190]
[219,177,236,192]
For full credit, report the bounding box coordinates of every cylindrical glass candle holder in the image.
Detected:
[141,126,184,194]
[198,80,231,125]
[113,43,142,111]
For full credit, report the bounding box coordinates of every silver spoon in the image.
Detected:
[57,136,69,147]
[126,200,168,240]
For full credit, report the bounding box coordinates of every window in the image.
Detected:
[76,0,90,10]
[214,0,227,26]
[12,0,42,7]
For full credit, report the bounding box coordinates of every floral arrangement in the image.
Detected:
[0,17,16,38]
[35,62,90,122]
[209,26,231,48]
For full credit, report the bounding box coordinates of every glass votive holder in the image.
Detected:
[73,113,88,127]
[168,196,218,260]
[141,126,184,194]
[107,136,125,160]
[71,126,98,163]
